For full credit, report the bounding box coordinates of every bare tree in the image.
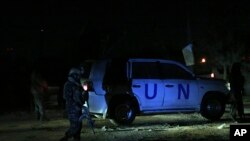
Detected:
[195,31,245,80]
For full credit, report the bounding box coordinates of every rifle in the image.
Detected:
[79,103,95,134]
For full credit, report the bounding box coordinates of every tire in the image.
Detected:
[200,95,225,121]
[113,102,136,125]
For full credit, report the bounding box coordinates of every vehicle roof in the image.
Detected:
[91,58,194,75]
[94,58,184,64]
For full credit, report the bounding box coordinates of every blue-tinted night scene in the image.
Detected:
[1,1,250,141]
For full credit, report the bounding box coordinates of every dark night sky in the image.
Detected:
[1,0,250,62]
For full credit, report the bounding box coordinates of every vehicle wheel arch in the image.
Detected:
[107,93,140,118]
[201,91,226,105]
[200,91,226,121]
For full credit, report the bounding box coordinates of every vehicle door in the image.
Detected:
[160,62,199,109]
[130,61,165,110]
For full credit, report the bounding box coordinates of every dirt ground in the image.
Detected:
[1,99,250,141]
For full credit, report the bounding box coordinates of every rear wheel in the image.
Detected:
[200,95,225,121]
[113,102,136,125]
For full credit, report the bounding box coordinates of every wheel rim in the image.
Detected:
[206,100,222,115]
[115,104,133,121]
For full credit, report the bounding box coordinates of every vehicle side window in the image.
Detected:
[160,63,194,79]
[103,60,128,85]
[132,62,160,79]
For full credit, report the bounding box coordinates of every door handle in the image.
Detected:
[132,84,141,88]
[165,84,174,87]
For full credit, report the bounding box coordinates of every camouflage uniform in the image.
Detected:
[60,68,84,141]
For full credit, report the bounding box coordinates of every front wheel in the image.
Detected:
[112,102,136,125]
[200,95,225,121]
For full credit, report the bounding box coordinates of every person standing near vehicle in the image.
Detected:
[60,67,84,141]
[229,62,245,122]
[30,69,49,121]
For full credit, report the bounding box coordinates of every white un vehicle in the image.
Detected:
[83,58,230,125]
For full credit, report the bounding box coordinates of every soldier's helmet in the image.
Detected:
[68,67,82,81]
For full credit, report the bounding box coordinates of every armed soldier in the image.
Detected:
[60,67,84,141]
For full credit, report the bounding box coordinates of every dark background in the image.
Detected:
[1,0,250,112]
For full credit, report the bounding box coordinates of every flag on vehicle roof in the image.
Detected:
[182,43,194,66]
